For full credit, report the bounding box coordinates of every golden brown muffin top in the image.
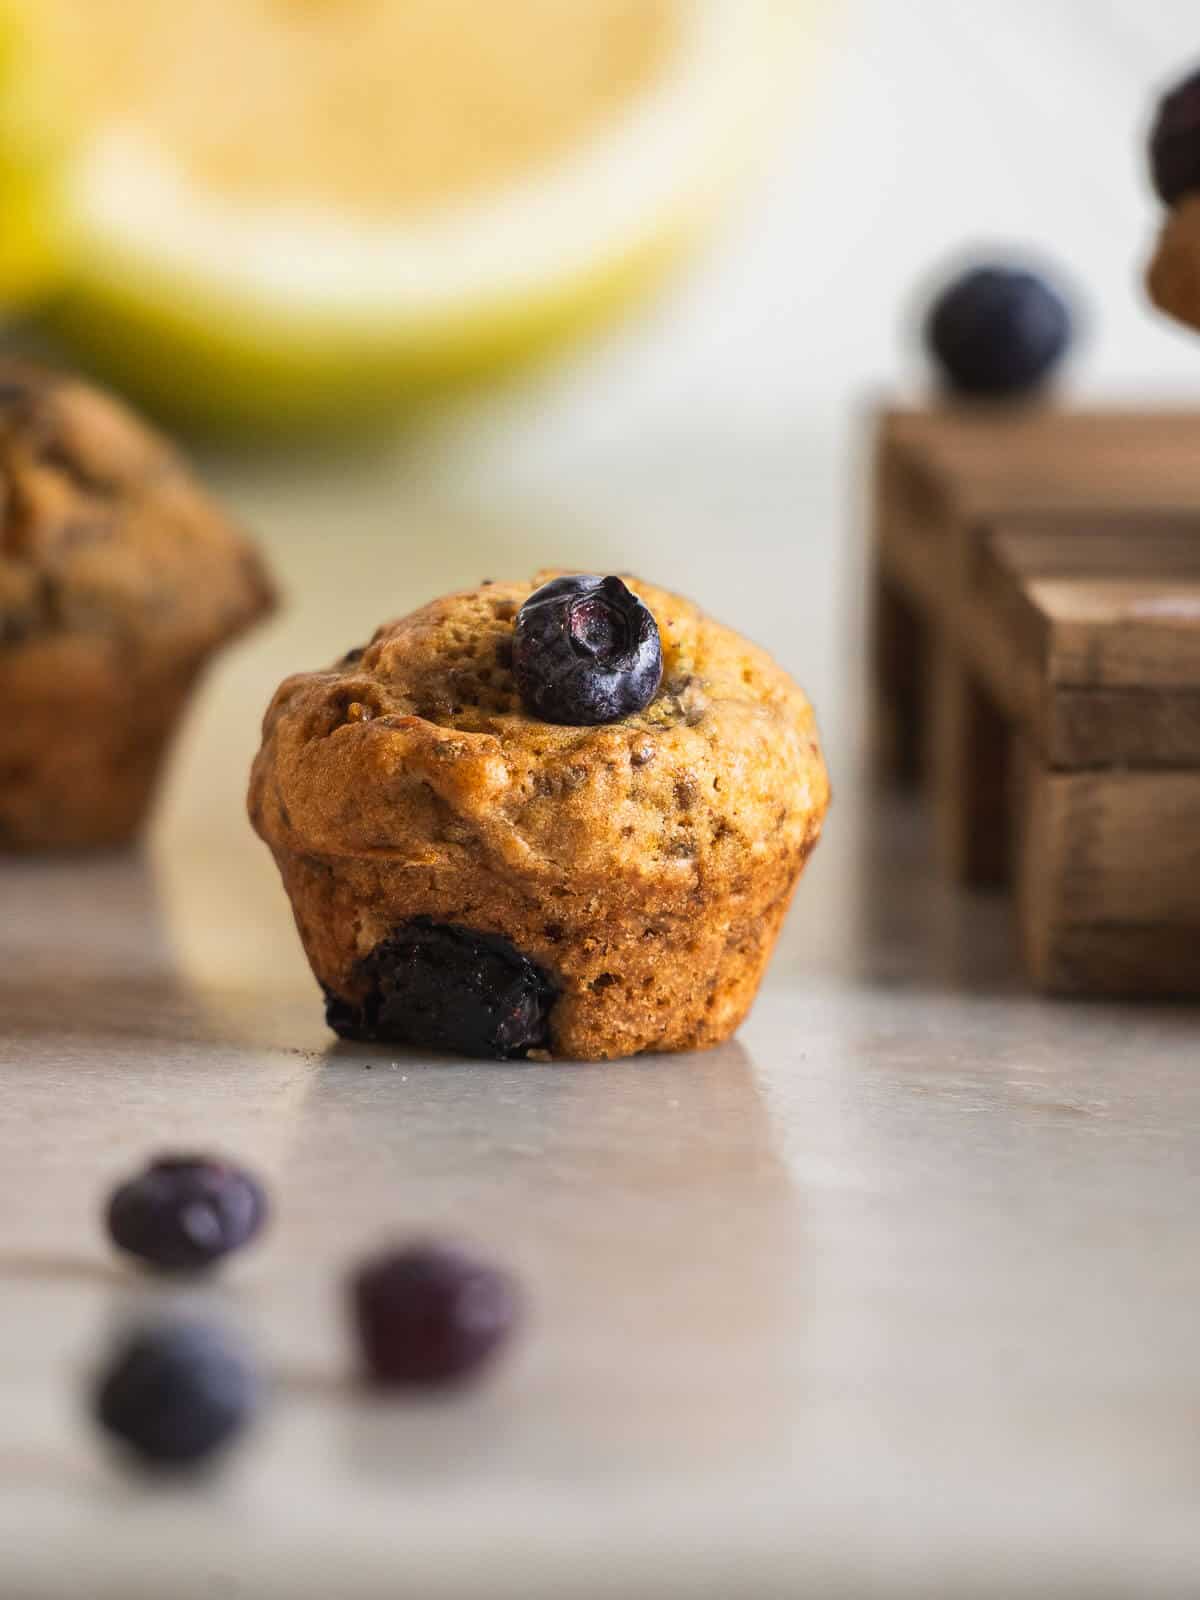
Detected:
[0,362,273,662]
[251,574,829,895]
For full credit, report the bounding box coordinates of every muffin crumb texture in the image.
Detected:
[250,574,829,1060]
[0,361,273,849]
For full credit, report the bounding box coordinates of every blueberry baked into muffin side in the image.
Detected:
[249,573,829,1061]
[0,362,274,849]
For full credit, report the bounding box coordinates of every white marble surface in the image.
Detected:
[4,3,1200,1595]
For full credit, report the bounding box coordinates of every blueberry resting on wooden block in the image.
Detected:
[925,264,1072,398]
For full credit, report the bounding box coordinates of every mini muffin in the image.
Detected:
[1147,69,1200,331]
[1147,194,1200,331]
[0,362,273,849]
[249,573,829,1062]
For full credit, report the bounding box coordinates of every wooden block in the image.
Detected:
[871,408,1200,806]
[871,406,1200,992]
[1015,746,1200,995]
[926,636,1012,887]
[968,522,1200,767]
[875,407,1200,620]
[974,519,1200,579]
[870,571,929,784]
[1021,577,1200,689]
[1020,923,1200,997]
[1045,689,1200,770]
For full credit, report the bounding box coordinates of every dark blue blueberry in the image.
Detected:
[352,1243,521,1387]
[94,1321,258,1468]
[106,1155,268,1272]
[925,266,1072,398]
[512,574,662,725]
[324,918,556,1060]
[1150,66,1200,204]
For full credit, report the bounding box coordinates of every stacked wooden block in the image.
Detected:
[872,406,1200,996]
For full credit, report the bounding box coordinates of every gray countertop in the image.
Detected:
[3,576,1199,1595]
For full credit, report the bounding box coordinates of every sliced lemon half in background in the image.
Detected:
[0,12,66,306]
[3,0,796,432]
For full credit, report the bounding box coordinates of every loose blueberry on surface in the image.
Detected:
[94,1321,258,1468]
[1150,67,1200,204]
[925,266,1072,398]
[352,1243,521,1388]
[106,1155,268,1272]
[512,574,663,725]
[324,918,556,1060]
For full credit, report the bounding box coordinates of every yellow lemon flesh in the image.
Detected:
[0,11,67,305]
[10,0,782,432]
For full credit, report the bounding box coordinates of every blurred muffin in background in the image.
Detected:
[0,0,790,431]
[1147,64,1200,332]
[0,361,272,849]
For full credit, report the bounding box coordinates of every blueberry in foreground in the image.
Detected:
[106,1155,268,1272]
[324,918,556,1060]
[512,574,663,724]
[1150,66,1200,204]
[94,1321,258,1468]
[352,1243,521,1387]
[925,265,1071,398]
